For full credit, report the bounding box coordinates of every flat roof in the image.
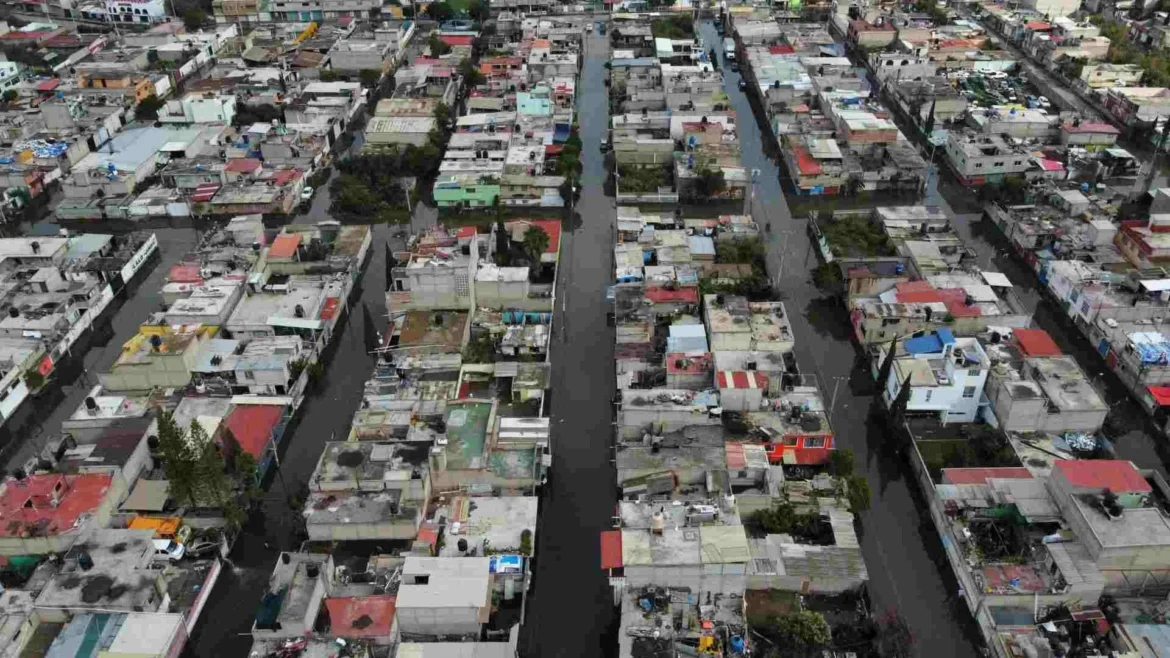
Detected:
[398,557,491,609]
[0,473,112,538]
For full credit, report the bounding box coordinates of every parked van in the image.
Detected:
[723,38,736,61]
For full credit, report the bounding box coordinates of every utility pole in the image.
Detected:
[1141,119,1170,197]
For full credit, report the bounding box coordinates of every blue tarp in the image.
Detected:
[903,328,955,355]
[1137,341,1170,364]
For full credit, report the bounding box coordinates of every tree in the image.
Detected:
[693,168,727,198]
[429,33,452,57]
[829,448,855,478]
[468,0,490,23]
[773,610,831,649]
[190,420,230,508]
[458,57,485,88]
[182,9,207,31]
[876,335,898,396]
[156,412,197,507]
[495,219,510,264]
[890,377,913,423]
[359,68,382,88]
[135,94,166,121]
[428,1,455,21]
[923,99,937,136]
[522,225,550,264]
[846,474,872,513]
[433,101,452,130]
[319,70,341,82]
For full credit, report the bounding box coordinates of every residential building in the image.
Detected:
[984,328,1109,434]
[303,441,429,541]
[944,132,1035,186]
[0,473,123,555]
[877,328,991,424]
[396,557,492,639]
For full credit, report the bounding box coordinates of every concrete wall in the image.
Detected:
[623,564,746,597]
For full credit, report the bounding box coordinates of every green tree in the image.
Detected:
[189,420,229,508]
[829,448,855,478]
[434,101,452,129]
[468,0,490,23]
[135,94,166,121]
[22,369,43,390]
[458,57,485,88]
[429,1,455,21]
[773,610,832,649]
[359,68,382,88]
[429,33,452,57]
[183,9,207,31]
[876,335,898,396]
[693,168,726,198]
[846,475,872,513]
[319,70,341,82]
[156,412,197,507]
[522,225,550,264]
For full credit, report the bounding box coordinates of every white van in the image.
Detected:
[723,38,736,61]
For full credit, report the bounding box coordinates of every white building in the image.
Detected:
[879,328,991,424]
[1019,0,1083,18]
[396,557,492,638]
[158,93,238,125]
[104,0,167,24]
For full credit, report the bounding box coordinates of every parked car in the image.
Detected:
[301,186,314,202]
[153,539,185,561]
[184,541,221,559]
[738,79,748,91]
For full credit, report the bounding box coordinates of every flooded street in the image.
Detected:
[520,29,618,658]
[182,224,390,658]
[699,19,987,657]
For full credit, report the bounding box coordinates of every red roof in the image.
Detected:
[1054,460,1151,494]
[1061,122,1119,135]
[268,233,301,259]
[226,158,263,174]
[168,262,203,284]
[769,44,795,54]
[790,145,822,176]
[716,370,768,390]
[456,226,477,240]
[946,300,982,318]
[271,169,301,186]
[644,286,699,304]
[1014,328,1062,357]
[1150,385,1170,406]
[1024,21,1052,30]
[0,473,112,538]
[35,79,59,92]
[896,280,944,303]
[508,219,561,254]
[222,404,284,458]
[323,595,397,638]
[600,530,622,570]
[440,35,475,47]
[942,467,1033,485]
[1037,159,1065,172]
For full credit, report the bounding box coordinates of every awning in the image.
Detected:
[1150,386,1170,406]
[1141,279,1170,292]
[600,530,622,570]
[981,271,1013,288]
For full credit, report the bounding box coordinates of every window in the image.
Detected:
[963,386,977,398]
[782,437,798,446]
[993,161,1004,167]
[804,437,826,448]
[975,163,983,168]
[968,369,981,377]
[241,371,253,381]
[1014,160,1023,166]
[925,390,932,402]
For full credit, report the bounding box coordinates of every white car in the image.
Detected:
[1038,96,1051,107]
[301,186,314,202]
[153,539,185,561]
